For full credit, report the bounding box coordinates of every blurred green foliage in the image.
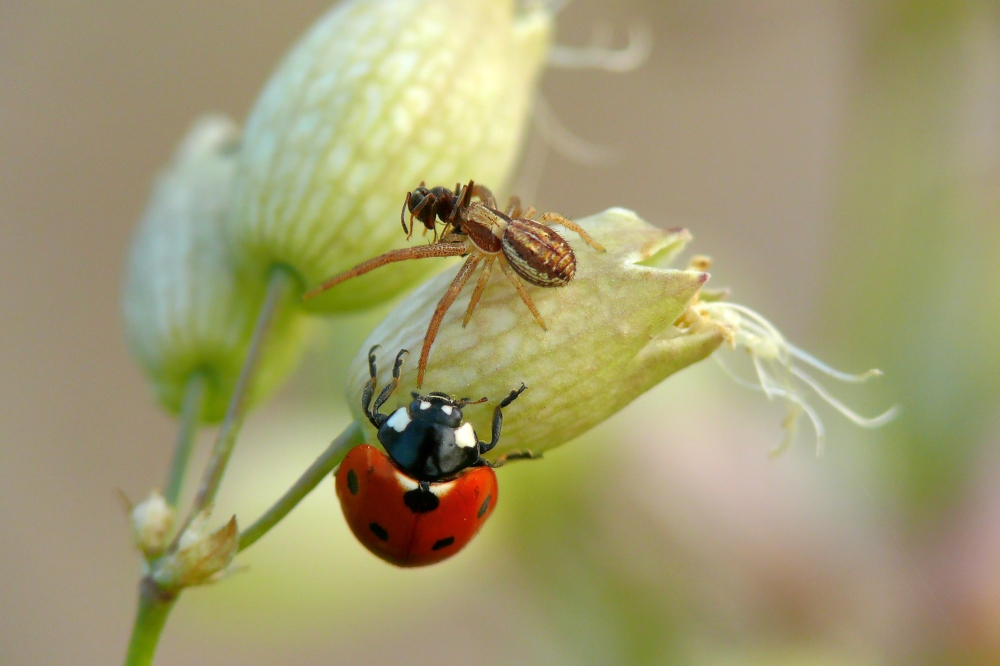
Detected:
[827,0,1000,522]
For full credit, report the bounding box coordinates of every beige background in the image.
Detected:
[3,1,999,665]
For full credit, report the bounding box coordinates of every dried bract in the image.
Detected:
[151,510,239,591]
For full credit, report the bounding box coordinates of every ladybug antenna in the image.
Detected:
[456,396,488,407]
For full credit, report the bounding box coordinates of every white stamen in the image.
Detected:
[698,301,899,456]
[790,366,901,429]
[714,355,826,457]
[386,408,411,433]
[787,342,885,383]
[533,97,614,166]
[454,422,477,449]
[547,23,652,72]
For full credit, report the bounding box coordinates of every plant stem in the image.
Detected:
[239,420,364,551]
[163,373,206,507]
[181,266,295,533]
[124,577,176,666]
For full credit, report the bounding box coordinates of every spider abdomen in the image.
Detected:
[502,219,576,287]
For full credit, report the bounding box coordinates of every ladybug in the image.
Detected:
[335,346,532,567]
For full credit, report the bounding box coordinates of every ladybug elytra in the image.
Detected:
[335,346,532,567]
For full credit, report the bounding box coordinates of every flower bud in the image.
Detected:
[343,209,897,458]
[228,0,554,312]
[151,510,239,591]
[123,491,176,558]
[345,208,726,457]
[123,116,312,423]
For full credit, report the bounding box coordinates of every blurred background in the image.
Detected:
[2,1,999,664]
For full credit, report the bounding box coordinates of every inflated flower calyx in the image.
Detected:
[228,0,553,312]
[123,116,312,423]
[346,209,727,458]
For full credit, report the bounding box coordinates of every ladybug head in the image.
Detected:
[408,391,486,428]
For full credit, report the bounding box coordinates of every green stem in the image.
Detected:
[123,578,177,666]
[239,420,364,551]
[180,266,295,535]
[163,374,206,507]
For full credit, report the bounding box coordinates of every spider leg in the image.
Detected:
[505,195,523,218]
[479,383,527,455]
[373,348,408,415]
[416,255,482,387]
[462,256,495,327]
[302,243,466,300]
[498,258,547,331]
[538,212,605,252]
[521,205,537,219]
[470,182,497,209]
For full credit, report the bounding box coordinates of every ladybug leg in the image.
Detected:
[478,383,527,455]
[373,349,408,415]
[484,450,541,468]
[361,345,384,428]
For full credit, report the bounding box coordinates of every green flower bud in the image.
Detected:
[123,116,312,423]
[122,491,176,559]
[151,510,239,591]
[345,208,726,458]
[229,0,553,312]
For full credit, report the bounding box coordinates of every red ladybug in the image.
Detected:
[335,346,532,567]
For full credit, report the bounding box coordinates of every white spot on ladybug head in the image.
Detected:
[386,408,411,433]
[441,405,453,415]
[454,422,477,449]
[419,400,432,410]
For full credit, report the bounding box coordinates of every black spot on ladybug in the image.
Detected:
[431,536,455,551]
[477,494,491,519]
[347,469,359,495]
[368,522,389,541]
[403,487,440,513]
